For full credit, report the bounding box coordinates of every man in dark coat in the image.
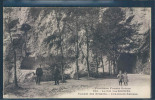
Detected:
[54,67,60,85]
[36,65,43,85]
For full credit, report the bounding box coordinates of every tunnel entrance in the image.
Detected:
[117,53,137,73]
[20,57,36,69]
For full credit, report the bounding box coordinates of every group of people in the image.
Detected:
[35,65,60,85]
[117,70,128,86]
[34,65,128,86]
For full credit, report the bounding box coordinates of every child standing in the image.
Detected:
[123,72,128,86]
[117,70,123,86]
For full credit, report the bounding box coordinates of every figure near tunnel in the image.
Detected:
[54,66,60,85]
[123,71,128,86]
[117,70,123,86]
[36,65,43,85]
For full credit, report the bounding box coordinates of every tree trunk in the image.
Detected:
[108,60,110,75]
[112,60,115,74]
[85,25,90,78]
[101,55,104,75]
[95,51,98,77]
[76,21,79,80]
[8,29,18,87]
[13,50,18,87]
[56,15,64,82]
[113,61,115,74]
[111,60,113,75]
[115,60,118,74]
[112,58,118,75]
[24,31,28,57]
[60,43,64,82]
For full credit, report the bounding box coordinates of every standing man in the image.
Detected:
[36,64,43,85]
[54,66,60,85]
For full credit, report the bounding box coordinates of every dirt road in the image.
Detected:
[4,74,151,98]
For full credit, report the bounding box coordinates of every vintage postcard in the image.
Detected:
[3,7,151,98]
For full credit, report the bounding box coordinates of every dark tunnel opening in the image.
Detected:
[117,53,137,73]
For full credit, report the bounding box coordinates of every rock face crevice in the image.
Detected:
[3,7,151,86]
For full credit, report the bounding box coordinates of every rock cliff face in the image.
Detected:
[3,7,151,86]
[127,8,151,74]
